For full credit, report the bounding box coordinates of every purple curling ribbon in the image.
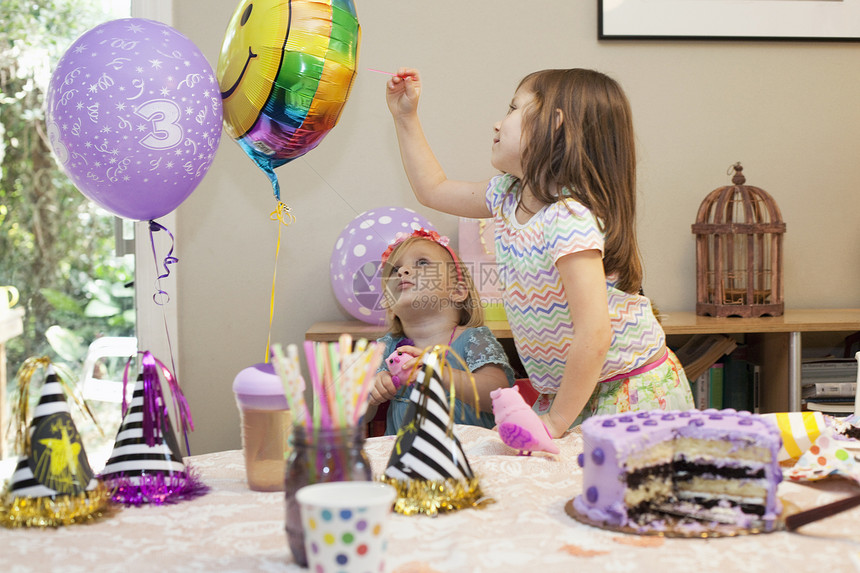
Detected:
[149,220,179,305]
[123,351,194,453]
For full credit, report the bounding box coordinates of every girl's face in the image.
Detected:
[382,240,459,314]
[491,87,534,178]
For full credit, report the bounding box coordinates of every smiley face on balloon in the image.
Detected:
[217,0,361,202]
[218,2,288,138]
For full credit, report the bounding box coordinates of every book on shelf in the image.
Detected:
[753,363,761,414]
[674,334,738,381]
[801,356,857,385]
[690,363,731,411]
[723,354,757,412]
[801,381,857,399]
[709,363,724,410]
[692,371,709,410]
[804,399,855,415]
[690,358,760,412]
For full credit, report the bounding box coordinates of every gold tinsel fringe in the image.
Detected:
[0,481,116,528]
[379,476,494,517]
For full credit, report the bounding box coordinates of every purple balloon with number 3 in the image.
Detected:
[46,18,222,221]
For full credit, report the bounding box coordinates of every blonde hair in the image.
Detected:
[381,236,484,338]
[514,68,642,294]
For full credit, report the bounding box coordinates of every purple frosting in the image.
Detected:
[574,409,784,528]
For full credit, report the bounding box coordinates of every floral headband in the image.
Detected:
[380,227,464,283]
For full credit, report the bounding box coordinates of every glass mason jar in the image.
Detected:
[284,425,372,567]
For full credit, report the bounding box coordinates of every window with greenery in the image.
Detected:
[1,0,133,456]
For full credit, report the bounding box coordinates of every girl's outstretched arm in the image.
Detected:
[540,250,612,438]
[451,363,510,414]
[386,68,492,218]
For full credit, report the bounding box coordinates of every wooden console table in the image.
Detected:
[306,308,860,413]
[0,308,25,458]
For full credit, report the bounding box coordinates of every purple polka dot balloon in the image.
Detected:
[45,18,222,221]
[330,207,435,325]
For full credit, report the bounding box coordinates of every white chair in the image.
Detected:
[80,336,138,403]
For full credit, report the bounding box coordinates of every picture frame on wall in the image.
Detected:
[599,0,860,42]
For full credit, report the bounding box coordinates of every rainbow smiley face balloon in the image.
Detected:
[217,0,360,202]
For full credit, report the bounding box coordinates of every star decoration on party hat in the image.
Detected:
[380,346,492,516]
[0,357,114,528]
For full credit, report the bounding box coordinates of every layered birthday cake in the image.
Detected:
[573,409,783,531]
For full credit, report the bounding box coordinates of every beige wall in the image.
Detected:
[169,1,860,453]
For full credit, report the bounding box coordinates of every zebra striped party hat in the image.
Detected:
[101,351,209,505]
[382,347,489,516]
[98,351,207,505]
[1,357,112,528]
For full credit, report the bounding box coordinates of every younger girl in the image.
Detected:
[385,68,694,438]
[366,228,515,435]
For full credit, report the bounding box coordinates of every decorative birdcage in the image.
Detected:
[691,163,785,318]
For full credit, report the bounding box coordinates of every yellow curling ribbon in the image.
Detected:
[12,357,102,454]
[265,202,296,363]
[400,344,480,434]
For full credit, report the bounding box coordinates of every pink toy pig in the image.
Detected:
[491,386,560,456]
[385,348,417,389]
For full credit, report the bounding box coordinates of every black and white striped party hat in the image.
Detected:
[98,351,208,505]
[385,350,474,482]
[100,375,186,482]
[1,358,112,528]
[382,347,487,515]
[8,365,98,497]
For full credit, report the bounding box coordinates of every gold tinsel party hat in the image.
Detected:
[0,358,113,528]
[381,346,490,516]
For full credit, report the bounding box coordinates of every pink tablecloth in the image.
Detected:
[4,425,860,572]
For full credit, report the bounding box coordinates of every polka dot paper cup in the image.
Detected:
[297,482,397,573]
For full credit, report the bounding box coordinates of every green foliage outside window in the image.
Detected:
[0,0,134,378]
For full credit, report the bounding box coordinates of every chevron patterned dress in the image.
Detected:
[486,174,670,397]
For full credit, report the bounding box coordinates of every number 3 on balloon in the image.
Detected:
[135,99,183,150]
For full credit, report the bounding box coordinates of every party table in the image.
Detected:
[4,425,860,572]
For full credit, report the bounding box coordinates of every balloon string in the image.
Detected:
[151,349,194,455]
[266,202,296,363]
[147,220,182,449]
[149,220,179,305]
[160,296,180,434]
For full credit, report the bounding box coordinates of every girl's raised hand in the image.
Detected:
[385,68,421,118]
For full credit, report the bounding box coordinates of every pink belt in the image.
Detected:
[600,350,669,384]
